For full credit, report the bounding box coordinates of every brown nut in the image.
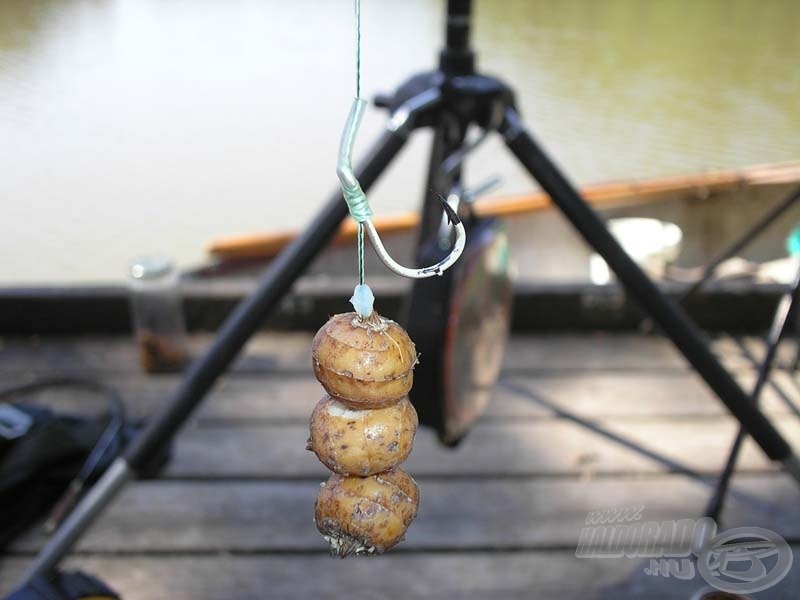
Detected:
[315,468,419,557]
[309,395,418,476]
[311,312,417,408]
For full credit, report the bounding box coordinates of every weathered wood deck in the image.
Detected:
[1,333,800,599]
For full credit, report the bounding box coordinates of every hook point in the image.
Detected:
[435,192,460,226]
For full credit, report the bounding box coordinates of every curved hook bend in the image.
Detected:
[365,200,465,278]
[336,97,466,279]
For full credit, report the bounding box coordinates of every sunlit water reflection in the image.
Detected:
[0,0,798,282]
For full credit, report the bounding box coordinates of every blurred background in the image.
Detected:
[3,4,800,598]
[2,0,799,284]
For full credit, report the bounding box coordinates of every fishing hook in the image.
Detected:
[336,98,466,279]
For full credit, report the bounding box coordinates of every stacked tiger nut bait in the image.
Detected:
[308,311,420,557]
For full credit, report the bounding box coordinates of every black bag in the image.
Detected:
[0,392,169,551]
[0,402,125,549]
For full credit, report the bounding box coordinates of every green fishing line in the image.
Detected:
[338,0,369,290]
[336,0,465,302]
[354,0,363,285]
[357,222,365,286]
[355,0,361,100]
[336,0,465,303]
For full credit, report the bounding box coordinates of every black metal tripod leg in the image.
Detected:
[19,126,410,586]
[705,265,800,522]
[499,107,800,476]
[680,185,800,302]
[124,128,410,473]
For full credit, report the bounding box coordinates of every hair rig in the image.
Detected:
[336,97,466,315]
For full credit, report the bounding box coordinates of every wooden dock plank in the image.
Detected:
[162,417,799,478]
[2,334,798,374]
[3,332,800,599]
[2,370,798,422]
[4,550,800,600]
[9,474,798,554]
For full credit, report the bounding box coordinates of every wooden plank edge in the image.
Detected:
[0,281,790,334]
[208,161,800,260]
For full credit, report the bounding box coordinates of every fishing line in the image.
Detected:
[355,0,364,286]
[357,222,365,286]
[353,0,365,289]
[355,0,361,100]
[335,0,466,318]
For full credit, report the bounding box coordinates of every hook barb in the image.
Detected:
[435,191,459,226]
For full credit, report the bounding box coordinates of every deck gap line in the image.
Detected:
[189,412,798,428]
[9,365,793,377]
[8,541,800,559]
[153,469,782,484]
[0,544,671,558]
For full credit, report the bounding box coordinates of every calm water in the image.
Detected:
[1,0,798,283]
